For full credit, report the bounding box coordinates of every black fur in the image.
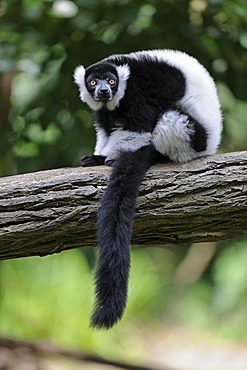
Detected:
[85,62,118,81]
[189,119,208,152]
[91,145,161,329]
[95,57,186,133]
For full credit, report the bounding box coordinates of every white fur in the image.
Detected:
[152,110,200,163]
[96,129,151,160]
[94,126,108,155]
[74,65,85,86]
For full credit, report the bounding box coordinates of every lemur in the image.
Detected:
[74,49,222,329]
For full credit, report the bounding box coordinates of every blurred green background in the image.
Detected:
[1,0,247,367]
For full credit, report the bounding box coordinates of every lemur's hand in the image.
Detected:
[80,155,106,167]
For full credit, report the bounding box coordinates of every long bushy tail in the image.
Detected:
[90,145,160,329]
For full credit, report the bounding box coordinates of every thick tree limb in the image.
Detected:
[0,151,247,260]
[0,336,173,370]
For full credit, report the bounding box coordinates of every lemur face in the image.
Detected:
[74,61,130,111]
[85,64,119,102]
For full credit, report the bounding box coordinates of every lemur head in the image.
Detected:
[85,63,119,102]
[74,62,130,111]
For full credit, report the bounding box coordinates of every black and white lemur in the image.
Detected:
[74,49,222,329]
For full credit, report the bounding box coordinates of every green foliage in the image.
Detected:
[163,239,247,341]
[2,242,247,352]
[0,249,174,356]
[217,83,247,151]
[212,241,247,339]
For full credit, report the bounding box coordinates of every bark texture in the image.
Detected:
[0,151,247,260]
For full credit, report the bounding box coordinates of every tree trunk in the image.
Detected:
[1,151,247,260]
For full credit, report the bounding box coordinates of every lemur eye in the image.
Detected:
[108,79,115,85]
[89,80,97,86]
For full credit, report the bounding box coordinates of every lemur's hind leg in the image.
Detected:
[152,110,208,163]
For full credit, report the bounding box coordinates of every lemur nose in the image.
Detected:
[99,88,109,94]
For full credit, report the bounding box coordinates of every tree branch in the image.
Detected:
[0,336,174,370]
[1,151,247,260]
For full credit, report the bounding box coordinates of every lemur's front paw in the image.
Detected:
[80,155,106,167]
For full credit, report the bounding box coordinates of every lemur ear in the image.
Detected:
[74,65,85,86]
[115,64,130,81]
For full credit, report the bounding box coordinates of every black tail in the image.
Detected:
[90,144,161,329]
